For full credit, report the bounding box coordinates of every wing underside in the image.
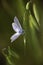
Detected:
[14,16,22,30]
[12,22,21,32]
[10,33,21,42]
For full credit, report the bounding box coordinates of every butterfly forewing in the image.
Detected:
[12,23,20,32]
[14,16,22,30]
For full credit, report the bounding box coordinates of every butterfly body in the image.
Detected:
[10,16,24,42]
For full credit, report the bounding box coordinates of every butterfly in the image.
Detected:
[10,16,24,42]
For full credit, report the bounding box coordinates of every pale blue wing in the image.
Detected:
[14,16,22,30]
[12,22,21,32]
[10,33,21,42]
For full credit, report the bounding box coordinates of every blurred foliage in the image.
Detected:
[0,0,43,65]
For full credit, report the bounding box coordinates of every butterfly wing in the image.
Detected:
[14,16,22,30]
[10,33,21,42]
[12,22,21,32]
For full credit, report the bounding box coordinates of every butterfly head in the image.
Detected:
[19,29,24,34]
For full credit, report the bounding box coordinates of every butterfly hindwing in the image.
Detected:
[10,33,21,42]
